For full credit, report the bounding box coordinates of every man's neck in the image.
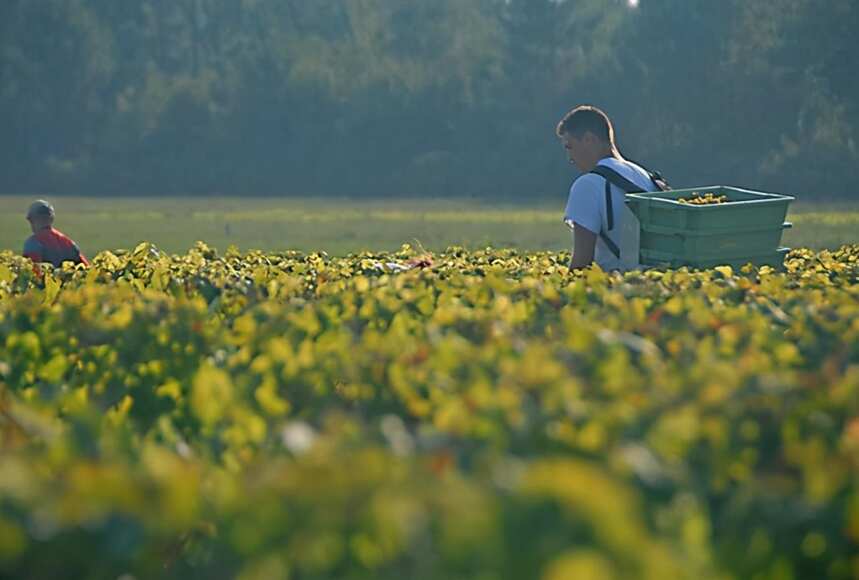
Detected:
[599,146,619,161]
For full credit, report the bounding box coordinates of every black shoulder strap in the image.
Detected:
[600,228,621,259]
[590,165,646,194]
[618,156,671,191]
[588,165,645,260]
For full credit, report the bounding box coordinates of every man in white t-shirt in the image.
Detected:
[557,105,659,271]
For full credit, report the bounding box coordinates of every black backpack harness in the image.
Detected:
[588,164,669,259]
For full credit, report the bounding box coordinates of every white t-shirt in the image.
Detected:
[564,157,657,271]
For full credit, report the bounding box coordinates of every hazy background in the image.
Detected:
[1,0,857,201]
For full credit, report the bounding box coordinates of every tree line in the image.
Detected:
[1,0,856,199]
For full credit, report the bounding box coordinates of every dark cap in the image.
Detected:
[26,200,55,219]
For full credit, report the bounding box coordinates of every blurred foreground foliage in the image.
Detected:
[0,243,858,579]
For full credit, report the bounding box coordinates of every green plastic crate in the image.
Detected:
[642,247,791,270]
[625,186,795,269]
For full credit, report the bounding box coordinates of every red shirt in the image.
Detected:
[23,227,89,267]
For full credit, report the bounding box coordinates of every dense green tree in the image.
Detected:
[0,0,855,199]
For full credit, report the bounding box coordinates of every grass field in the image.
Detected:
[1,195,857,256]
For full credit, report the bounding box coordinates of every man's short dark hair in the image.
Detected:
[27,200,55,219]
[556,105,615,143]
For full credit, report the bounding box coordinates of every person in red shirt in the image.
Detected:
[23,200,89,268]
